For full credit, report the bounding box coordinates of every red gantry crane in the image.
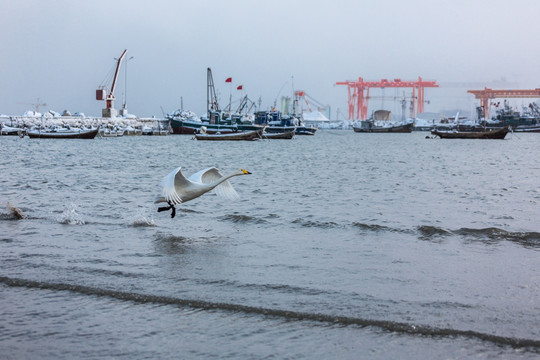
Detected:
[467,87,540,120]
[96,49,128,118]
[335,77,438,121]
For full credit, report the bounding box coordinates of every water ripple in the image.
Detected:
[1,276,539,350]
[219,213,268,224]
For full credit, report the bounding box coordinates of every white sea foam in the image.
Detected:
[58,203,85,225]
[131,216,156,227]
[130,208,156,227]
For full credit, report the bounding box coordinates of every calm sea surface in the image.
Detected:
[1,131,539,359]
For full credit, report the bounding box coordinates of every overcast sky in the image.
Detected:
[1,0,539,119]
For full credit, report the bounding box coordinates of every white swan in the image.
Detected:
[155,167,251,218]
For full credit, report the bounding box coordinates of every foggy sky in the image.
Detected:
[1,0,539,119]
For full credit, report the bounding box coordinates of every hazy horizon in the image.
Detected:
[2,0,539,119]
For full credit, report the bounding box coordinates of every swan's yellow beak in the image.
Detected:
[241,169,251,175]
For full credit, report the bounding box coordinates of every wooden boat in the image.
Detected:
[262,130,295,139]
[194,129,263,141]
[353,120,413,133]
[26,127,99,139]
[431,126,510,139]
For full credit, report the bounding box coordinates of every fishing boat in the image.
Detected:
[254,110,316,135]
[26,126,99,139]
[194,128,262,141]
[353,110,414,133]
[255,111,296,133]
[353,120,414,133]
[482,101,540,129]
[170,111,263,135]
[514,124,540,133]
[262,130,295,139]
[99,126,124,137]
[431,126,510,139]
[168,69,264,135]
[295,123,317,135]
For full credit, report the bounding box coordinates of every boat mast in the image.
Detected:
[207,68,220,118]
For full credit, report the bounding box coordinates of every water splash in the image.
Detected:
[131,216,156,227]
[58,203,85,225]
[3,202,25,220]
[129,208,156,227]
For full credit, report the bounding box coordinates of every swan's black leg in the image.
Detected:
[157,201,176,218]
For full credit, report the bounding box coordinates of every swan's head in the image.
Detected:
[240,169,251,175]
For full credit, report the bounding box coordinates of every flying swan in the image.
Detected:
[155,167,251,218]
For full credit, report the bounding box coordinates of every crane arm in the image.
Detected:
[109,49,128,99]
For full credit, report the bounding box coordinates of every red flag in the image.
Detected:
[225,77,232,83]
[237,85,243,90]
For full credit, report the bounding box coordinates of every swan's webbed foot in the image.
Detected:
[157,201,176,218]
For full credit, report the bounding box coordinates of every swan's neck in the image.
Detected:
[207,172,240,190]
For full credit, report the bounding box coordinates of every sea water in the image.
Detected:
[1,131,539,359]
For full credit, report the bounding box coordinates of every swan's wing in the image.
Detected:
[214,179,240,200]
[159,167,189,205]
[188,167,240,200]
[188,167,222,184]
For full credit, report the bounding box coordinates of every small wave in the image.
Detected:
[417,225,453,241]
[413,225,540,248]
[57,203,85,225]
[178,208,202,214]
[455,227,540,248]
[219,214,267,224]
[1,276,539,349]
[352,222,409,233]
[292,218,340,229]
[154,234,191,243]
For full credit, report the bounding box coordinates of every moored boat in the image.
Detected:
[169,112,264,135]
[123,125,142,136]
[431,126,510,139]
[0,124,23,136]
[254,110,316,135]
[514,124,540,133]
[262,130,295,139]
[353,120,414,133]
[99,127,124,137]
[194,128,263,141]
[26,126,100,139]
[295,123,317,135]
[168,69,264,135]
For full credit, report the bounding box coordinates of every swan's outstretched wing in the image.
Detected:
[188,167,240,200]
[188,167,221,184]
[159,167,190,205]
